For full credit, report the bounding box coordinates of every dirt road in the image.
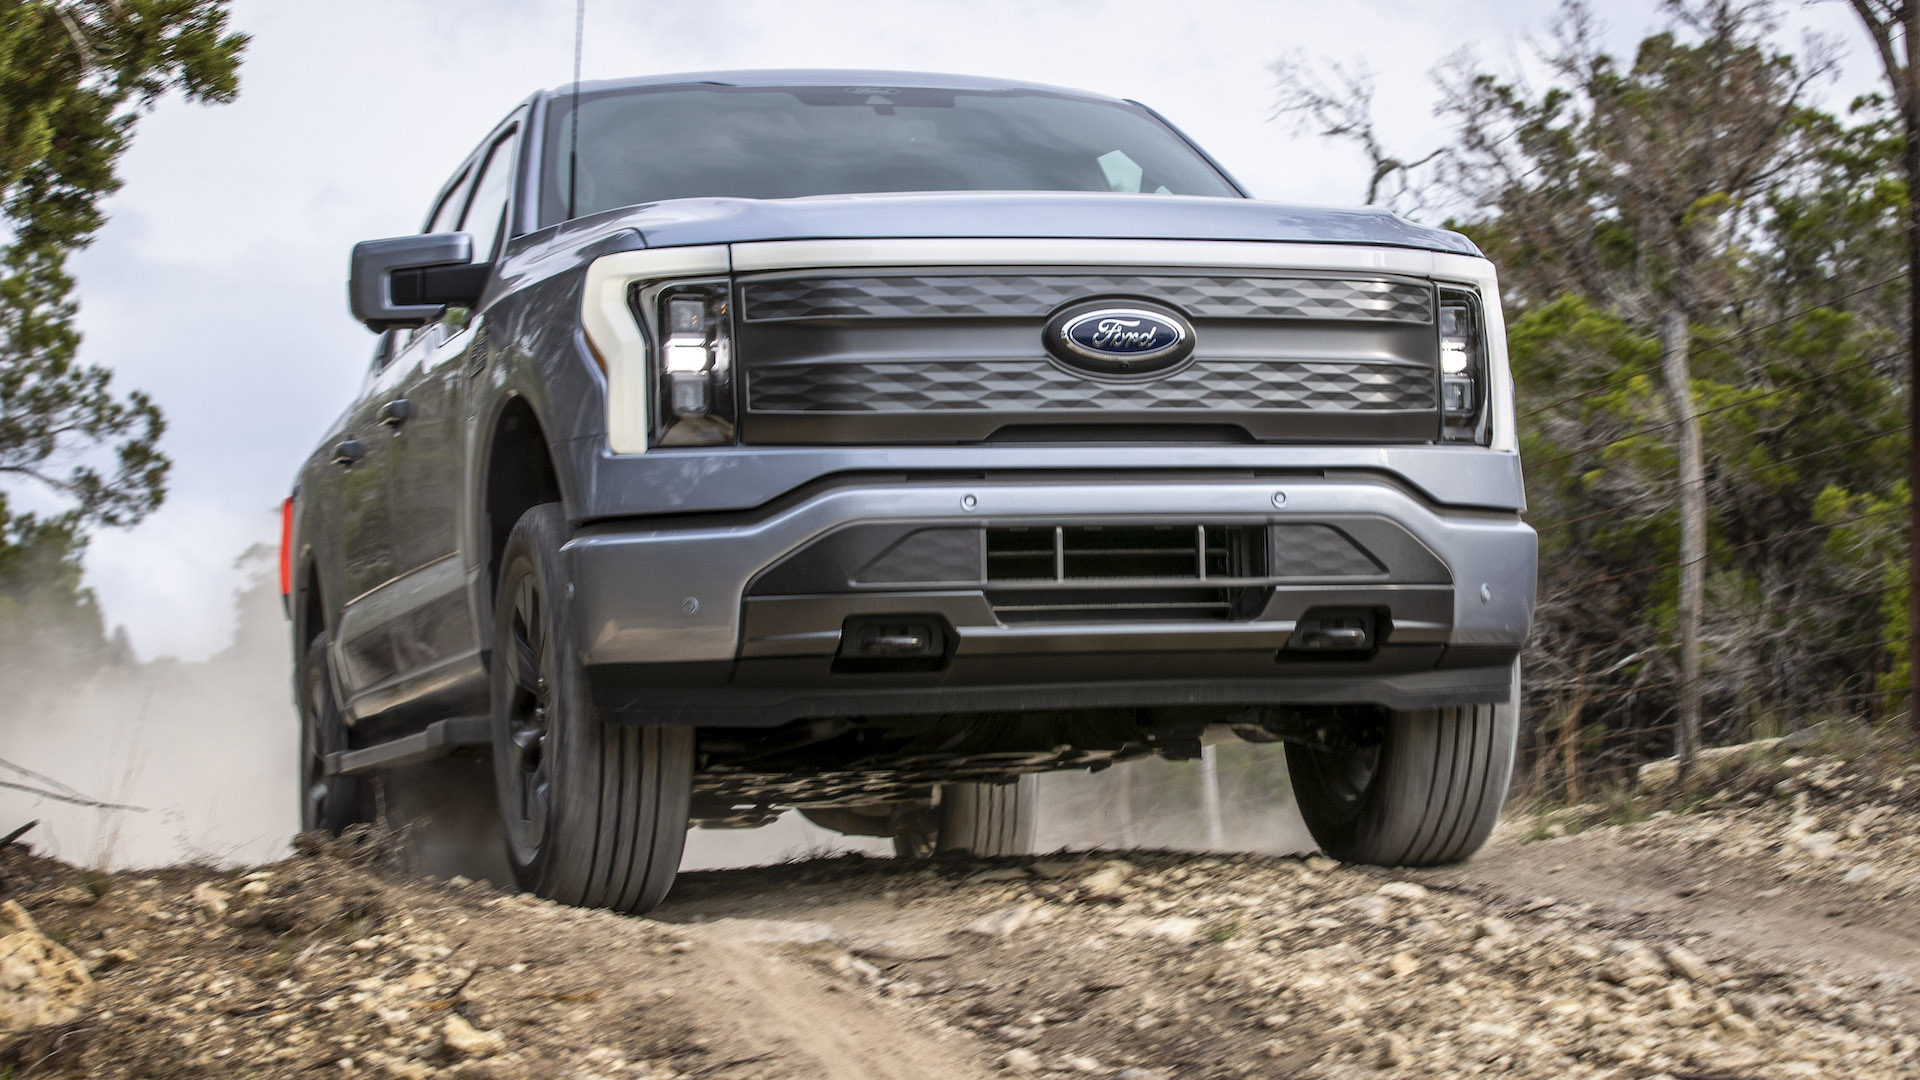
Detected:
[1433,816,1920,1025]
[2,745,1917,1079]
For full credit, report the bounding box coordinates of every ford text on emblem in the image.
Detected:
[1042,300,1196,379]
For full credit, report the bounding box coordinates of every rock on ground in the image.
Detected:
[0,900,92,1038]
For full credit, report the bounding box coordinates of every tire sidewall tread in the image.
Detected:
[1288,665,1520,868]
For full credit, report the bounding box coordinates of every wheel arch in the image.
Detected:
[296,555,326,647]
[289,541,354,728]
[470,392,567,660]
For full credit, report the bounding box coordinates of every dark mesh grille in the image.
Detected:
[748,359,1434,413]
[744,274,1433,324]
[982,525,1267,624]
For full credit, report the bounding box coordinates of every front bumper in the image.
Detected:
[563,476,1536,725]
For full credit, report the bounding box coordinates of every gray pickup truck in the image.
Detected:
[285,70,1536,913]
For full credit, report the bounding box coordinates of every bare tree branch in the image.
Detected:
[0,755,93,801]
[1847,0,1906,87]
[1269,53,1451,211]
[0,778,144,812]
[0,757,145,811]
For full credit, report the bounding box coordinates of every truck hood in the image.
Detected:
[603,192,1481,257]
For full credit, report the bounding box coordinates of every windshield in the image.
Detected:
[540,83,1240,224]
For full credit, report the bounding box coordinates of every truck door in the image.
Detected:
[328,338,408,698]
[383,123,521,681]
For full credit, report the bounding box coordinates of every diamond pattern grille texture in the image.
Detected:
[749,360,1434,413]
[1270,525,1385,577]
[744,275,1432,324]
[855,528,984,584]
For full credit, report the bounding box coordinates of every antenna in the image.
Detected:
[568,0,585,221]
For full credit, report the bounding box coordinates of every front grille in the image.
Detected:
[743,274,1434,323]
[983,525,1266,624]
[747,358,1434,414]
[733,268,1444,445]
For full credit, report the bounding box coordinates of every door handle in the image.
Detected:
[378,399,414,427]
[331,439,366,467]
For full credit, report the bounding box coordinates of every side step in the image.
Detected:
[326,716,490,776]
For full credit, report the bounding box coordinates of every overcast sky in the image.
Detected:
[57,0,1880,660]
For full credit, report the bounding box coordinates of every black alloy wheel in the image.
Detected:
[498,569,553,868]
[1284,736,1383,833]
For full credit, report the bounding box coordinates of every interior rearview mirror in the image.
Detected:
[347,232,489,332]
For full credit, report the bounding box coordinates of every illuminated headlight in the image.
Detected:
[1438,288,1488,444]
[653,286,733,445]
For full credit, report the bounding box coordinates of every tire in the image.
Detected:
[936,777,1036,856]
[1285,667,1518,866]
[298,634,372,834]
[490,503,693,913]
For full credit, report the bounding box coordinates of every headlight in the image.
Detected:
[1438,287,1489,444]
[650,283,734,446]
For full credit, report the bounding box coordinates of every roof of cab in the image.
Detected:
[545,69,1134,104]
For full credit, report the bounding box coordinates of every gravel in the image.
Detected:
[0,743,1914,1078]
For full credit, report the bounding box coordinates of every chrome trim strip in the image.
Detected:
[729,237,1487,277]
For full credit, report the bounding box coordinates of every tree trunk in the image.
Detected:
[1905,0,1920,740]
[1661,308,1707,784]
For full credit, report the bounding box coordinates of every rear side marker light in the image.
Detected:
[279,496,294,596]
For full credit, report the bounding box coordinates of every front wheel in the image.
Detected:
[1285,669,1518,866]
[490,504,693,913]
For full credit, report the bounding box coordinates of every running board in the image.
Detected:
[326,715,490,776]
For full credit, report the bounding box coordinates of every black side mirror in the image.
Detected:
[347,232,490,332]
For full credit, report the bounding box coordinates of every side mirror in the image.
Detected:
[347,233,489,332]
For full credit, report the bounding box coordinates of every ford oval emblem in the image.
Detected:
[1043,300,1196,379]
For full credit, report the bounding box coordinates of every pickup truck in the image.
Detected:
[285,70,1537,914]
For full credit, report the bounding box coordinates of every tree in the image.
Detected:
[0,508,107,675]
[1276,0,1909,786]
[1448,1,1838,778]
[0,1,246,651]
[1843,1,1920,737]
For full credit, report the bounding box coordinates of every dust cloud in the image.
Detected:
[684,742,1316,870]
[1030,743,1315,856]
[0,556,298,870]
[0,551,1311,873]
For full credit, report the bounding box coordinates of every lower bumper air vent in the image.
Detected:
[983,524,1267,624]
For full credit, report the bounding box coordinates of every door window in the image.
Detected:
[461,129,521,262]
[426,167,474,235]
